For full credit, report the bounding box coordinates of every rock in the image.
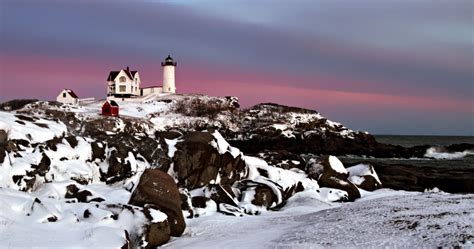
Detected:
[0,130,7,144]
[445,143,474,153]
[0,147,5,164]
[142,207,171,247]
[65,136,78,148]
[155,131,182,140]
[90,142,106,162]
[251,185,276,208]
[257,150,305,170]
[121,230,132,249]
[172,131,246,189]
[319,175,360,202]
[65,184,92,202]
[103,149,132,184]
[129,169,186,237]
[191,197,217,217]
[179,188,194,218]
[31,153,51,177]
[0,99,38,111]
[237,180,285,210]
[369,161,474,193]
[316,155,361,201]
[207,184,239,207]
[191,196,209,208]
[7,139,29,152]
[347,163,382,191]
[45,137,64,151]
[218,203,244,216]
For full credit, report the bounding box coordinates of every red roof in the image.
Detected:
[65,89,78,98]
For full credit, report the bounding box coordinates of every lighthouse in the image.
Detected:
[161,55,177,93]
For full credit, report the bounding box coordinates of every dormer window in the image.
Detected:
[119,76,126,82]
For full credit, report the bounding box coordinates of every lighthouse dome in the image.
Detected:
[162,55,177,66]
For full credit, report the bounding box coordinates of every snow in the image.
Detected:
[425,147,474,159]
[1,98,472,247]
[165,138,182,158]
[328,155,348,174]
[347,163,381,185]
[149,208,168,222]
[166,191,474,248]
[0,188,140,248]
[210,130,241,158]
[0,111,67,143]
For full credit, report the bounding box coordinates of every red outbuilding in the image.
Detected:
[102,100,119,116]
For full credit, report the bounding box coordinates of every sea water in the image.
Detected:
[340,135,474,169]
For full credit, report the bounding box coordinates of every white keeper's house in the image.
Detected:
[106,55,177,100]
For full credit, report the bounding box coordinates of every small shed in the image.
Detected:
[56,89,79,105]
[102,100,119,116]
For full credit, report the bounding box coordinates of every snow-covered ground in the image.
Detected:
[1,97,473,248]
[166,190,474,248]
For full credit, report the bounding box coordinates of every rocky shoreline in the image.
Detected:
[0,97,473,247]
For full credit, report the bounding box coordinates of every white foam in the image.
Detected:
[424,147,474,160]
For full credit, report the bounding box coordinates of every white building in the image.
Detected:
[161,55,177,93]
[106,66,141,98]
[56,89,79,104]
[106,55,177,100]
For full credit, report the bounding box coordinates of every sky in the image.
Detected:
[0,0,473,135]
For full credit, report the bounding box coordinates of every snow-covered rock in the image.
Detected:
[347,163,382,191]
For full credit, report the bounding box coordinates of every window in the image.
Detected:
[119,76,126,82]
[119,86,126,92]
[63,93,66,98]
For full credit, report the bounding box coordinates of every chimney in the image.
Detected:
[126,66,129,71]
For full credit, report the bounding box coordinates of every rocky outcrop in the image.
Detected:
[0,99,38,111]
[311,155,361,201]
[129,169,186,237]
[172,132,246,189]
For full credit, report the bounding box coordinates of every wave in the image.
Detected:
[424,147,474,160]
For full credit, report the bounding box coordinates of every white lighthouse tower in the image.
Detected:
[161,55,177,93]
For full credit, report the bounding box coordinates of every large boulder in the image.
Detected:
[129,169,185,237]
[314,155,361,201]
[172,131,246,189]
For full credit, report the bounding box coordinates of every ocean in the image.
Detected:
[340,135,474,169]
[373,135,474,148]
